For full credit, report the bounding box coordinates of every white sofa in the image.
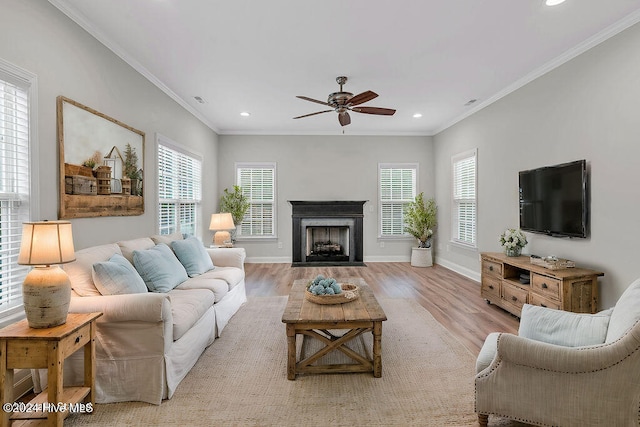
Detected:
[33,232,246,405]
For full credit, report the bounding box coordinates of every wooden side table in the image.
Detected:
[0,312,102,427]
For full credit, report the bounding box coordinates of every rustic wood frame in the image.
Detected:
[58,96,145,219]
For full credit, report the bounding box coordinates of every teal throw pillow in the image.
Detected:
[92,253,148,295]
[133,244,188,292]
[171,236,215,277]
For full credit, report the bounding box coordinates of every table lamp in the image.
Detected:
[209,213,236,246]
[18,220,76,328]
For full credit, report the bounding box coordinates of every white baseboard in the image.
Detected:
[244,256,414,264]
[363,255,411,263]
[245,256,291,264]
[435,256,481,282]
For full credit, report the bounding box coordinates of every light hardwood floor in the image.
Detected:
[244,262,520,355]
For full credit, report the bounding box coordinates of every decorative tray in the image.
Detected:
[305,283,359,305]
[530,255,575,270]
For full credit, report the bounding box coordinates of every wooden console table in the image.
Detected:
[481,252,603,317]
[0,312,102,427]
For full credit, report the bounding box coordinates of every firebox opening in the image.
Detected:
[306,226,350,262]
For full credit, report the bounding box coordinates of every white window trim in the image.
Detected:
[450,148,477,250]
[156,133,203,238]
[0,59,39,328]
[378,162,418,240]
[234,162,277,241]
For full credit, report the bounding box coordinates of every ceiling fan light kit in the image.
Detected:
[294,76,396,127]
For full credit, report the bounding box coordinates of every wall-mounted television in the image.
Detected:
[519,159,588,238]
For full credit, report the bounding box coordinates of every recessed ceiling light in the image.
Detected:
[412,113,422,118]
[545,0,566,6]
[240,112,251,117]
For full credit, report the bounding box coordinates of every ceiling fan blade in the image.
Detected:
[348,91,378,106]
[296,96,330,106]
[338,112,351,126]
[351,106,396,116]
[293,110,332,119]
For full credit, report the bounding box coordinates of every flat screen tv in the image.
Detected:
[519,159,588,238]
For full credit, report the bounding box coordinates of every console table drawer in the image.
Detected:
[502,283,528,311]
[531,274,561,301]
[530,293,562,310]
[481,277,501,299]
[482,259,502,277]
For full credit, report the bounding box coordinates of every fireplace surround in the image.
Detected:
[290,201,365,266]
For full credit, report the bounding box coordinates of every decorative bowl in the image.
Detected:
[304,283,359,305]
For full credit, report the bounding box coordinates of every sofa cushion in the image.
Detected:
[202,266,244,290]
[175,276,229,303]
[92,254,148,296]
[167,289,215,341]
[64,243,122,296]
[171,237,214,277]
[151,231,184,246]
[519,304,612,347]
[606,277,640,343]
[133,244,188,293]
[118,237,155,264]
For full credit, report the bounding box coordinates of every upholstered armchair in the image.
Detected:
[475,278,640,427]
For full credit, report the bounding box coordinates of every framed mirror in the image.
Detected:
[58,96,145,219]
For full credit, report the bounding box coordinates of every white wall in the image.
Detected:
[0,1,219,249]
[218,135,434,262]
[434,21,640,309]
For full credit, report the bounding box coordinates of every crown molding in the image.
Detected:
[434,9,640,135]
[47,0,220,134]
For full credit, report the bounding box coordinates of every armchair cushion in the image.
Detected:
[518,304,612,347]
[606,277,640,343]
[171,237,214,277]
[133,244,188,293]
[92,253,148,295]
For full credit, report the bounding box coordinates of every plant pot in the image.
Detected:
[411,247,433,267]
[504,246,522,257]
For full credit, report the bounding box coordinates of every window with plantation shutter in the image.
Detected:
[157,135,202,237]
[452,149,477,247]
[236,163,276,238]
[0,61,36,323]
[379,163,417,237]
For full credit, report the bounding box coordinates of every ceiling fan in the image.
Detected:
[293,76,396,127]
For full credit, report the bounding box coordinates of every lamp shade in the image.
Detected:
[18,221,76,266]
[209,213,236,231]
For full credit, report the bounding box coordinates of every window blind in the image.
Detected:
[0,75,31,319]
[157,141,202,236]
[236,164,275,237]
[379,165,417,236]
[452,150,477,246]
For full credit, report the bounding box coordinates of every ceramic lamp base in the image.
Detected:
[214,230,231,246]
[22,265,71,328]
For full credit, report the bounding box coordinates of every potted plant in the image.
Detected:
[219,185,250,242]
[500,228,527,257]
[404,192,437,267]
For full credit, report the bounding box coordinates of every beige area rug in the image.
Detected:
[65,296,490,427]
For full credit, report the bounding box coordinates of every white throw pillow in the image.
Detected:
[606,278,640,343]
[519,304,612,347]
[92,254,147,295]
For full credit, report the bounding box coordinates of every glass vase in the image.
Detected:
[505,246,522,257]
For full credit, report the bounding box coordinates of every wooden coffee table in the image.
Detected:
[281,278,387,380]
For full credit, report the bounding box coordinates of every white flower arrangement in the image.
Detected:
[499,228,528,249]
